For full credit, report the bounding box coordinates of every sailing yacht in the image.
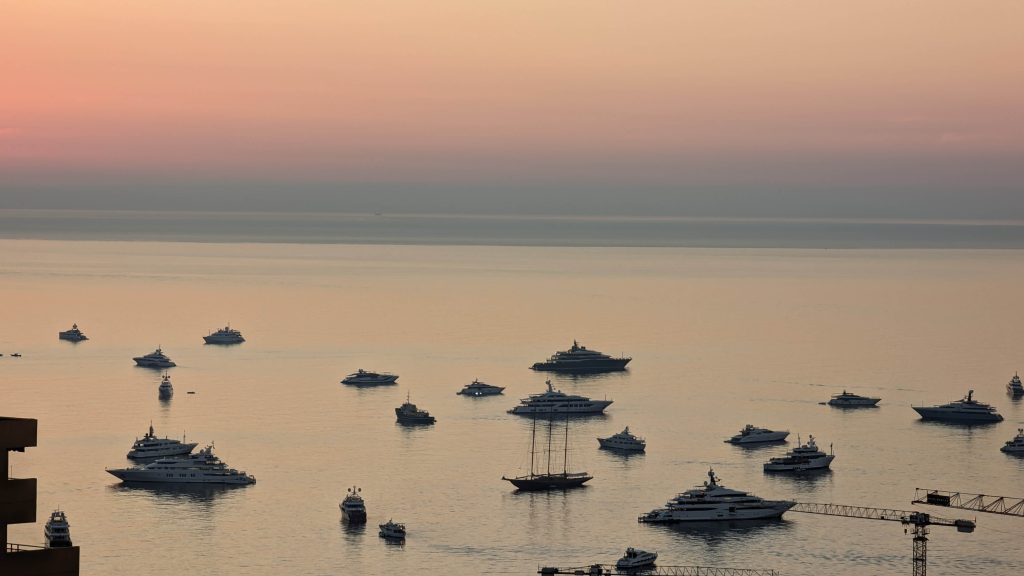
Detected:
[502,414,592,490]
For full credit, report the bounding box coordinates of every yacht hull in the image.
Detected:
[504,474,592,491]
[106,469,255,485]
[639,501,795,523]
[726,432,789,444]
[530,358,631,373]
[913,407,1003,422]
[203,336,244,344]
[509,400,613,415]
[341,508,367,523]
[597,438,645,452]
[828,399,880,407]
[134,360,176,368]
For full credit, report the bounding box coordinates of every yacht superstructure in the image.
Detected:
[44,509,72,548]
[763,435,835,472]
[597,426,646,452]
[827,390,881,407]
[457,379,505,396]
[639,468,795,523]
[1008,373,1024,397]
[58,323,88,342]
[912,390,1003,423]
[133,347,176,368]
[340,486,367,523]
[107,444,255,484]
[530,340,631,373]
[127,423,197,459]
[341,369,399,386]
[508,380,612,415]
[203,325,245,344]
[1001,429,1024,454]
[725,425,789,445]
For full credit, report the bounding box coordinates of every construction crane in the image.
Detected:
[791,503,975,576]
[913,488,1024,517]
[537,565,778,576]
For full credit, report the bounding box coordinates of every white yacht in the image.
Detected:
[1008,373,1024,397]
[340,486,367,523]
[508,380,612,415]
[827,390,881,407]
[1001,429,1024,454]
[133,347,176,368]
[597,426,646,452]
[616,548,657,570]
[639,468,796,523]
[456,379,505,396]
[763,435,835,472]
[107,444,255,484]
[725,425,789,445]
[158,373,174,399]
[912,390,1003,423]
[58,323,88,342]
[44,509,72,548]
[341,369,399,386]
[203,325,245,344]
[379,519,406,539]
[127,423,197,459]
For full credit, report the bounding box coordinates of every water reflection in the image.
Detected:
[763,469,834,495]
[650,518,794,547]
[108,482,242,505]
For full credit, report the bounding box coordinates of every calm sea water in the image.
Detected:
[3,234,1024,576]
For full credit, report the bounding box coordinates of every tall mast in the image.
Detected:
[546,416,553,476]
[529,412,537,477]
[563,410,569,475]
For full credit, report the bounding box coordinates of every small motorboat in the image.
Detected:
[616,547,657,570]
[379,519,406,539]
[10,353,22,358]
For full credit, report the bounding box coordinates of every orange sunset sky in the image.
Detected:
[2,1,1022,216]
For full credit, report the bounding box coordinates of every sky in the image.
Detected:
[2,1,1023,217]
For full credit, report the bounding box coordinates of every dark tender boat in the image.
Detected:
[395,393,436,425]
[530,340,631,373]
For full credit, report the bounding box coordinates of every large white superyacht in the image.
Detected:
[508,380,612,415]
[107,444,255,485]
[639,468,795,523]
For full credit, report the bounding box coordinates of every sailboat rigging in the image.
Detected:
[502,411,592,491]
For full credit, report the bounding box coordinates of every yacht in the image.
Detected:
[395,393,436,424]
[912,390,1003,423]
[379,519,406,540]
[531,340,631,373]
[127,423,197,459]
[341,369,399,386]
[725,425,789,445]
[763,435,834,472]
[1001,429,1024,454]
[1008,373,1024,397]
[827,390,881,407]
[133,347,176,368]
[456,379,505,396]
[503,414,592,491]
[616,548,658,570]
[203,325,245,344]
[597,426,646,452]
[340,486,367,523]
[44,509,72,548]
[639,468,795,523]
[158,373,174,399]
[106,444,255,484]
[58,323,88,342]
[508,380,612,415]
